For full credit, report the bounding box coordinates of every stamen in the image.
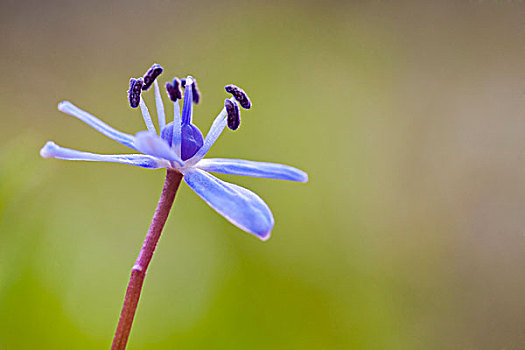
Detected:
[139,97,157,134]
[225,99,241,130]
[128,78,143,108]
[225,84,252,109]
[172,100,182,155]
[154,80,166,130]
[165,78,182,102]
[142,64,163,91]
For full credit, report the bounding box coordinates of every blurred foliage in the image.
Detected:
[1,1,525,349]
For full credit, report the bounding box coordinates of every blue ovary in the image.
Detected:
[161,122,204,161]
[180,124,203,160]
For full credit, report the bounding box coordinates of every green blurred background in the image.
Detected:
[1,1,524,349]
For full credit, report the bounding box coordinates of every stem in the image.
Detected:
[111,169,183,350]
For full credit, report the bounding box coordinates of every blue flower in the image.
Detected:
[40,67,307,241]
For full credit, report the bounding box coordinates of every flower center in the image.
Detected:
[161,76,204,161]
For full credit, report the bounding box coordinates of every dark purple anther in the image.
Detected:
[142,64,163,91]
[225,99,241,130]
[128,78,143,108]
[165,78,182,102]
[191,80,201,104]
[225,84,251,109]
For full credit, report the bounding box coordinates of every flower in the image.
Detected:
[40,65,308,241]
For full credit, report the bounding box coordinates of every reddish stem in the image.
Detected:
[111,169,183,350]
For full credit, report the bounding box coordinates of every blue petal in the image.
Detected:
[185,104,229,165]
[196,158,308,182]
[134,131,184,166]
[183,168,274,240]
[58,101,136,150]
[40,141,166,168]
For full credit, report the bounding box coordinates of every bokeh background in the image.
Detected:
[1,1,524,349]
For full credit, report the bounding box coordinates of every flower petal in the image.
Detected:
[40,141,166,169]
[185,104,229,165]
[134,131,184,166]
[196,158,308,182]
[58,101,136,150]
[182,168,274,240]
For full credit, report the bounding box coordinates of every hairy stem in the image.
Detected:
[111,169,183,350]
